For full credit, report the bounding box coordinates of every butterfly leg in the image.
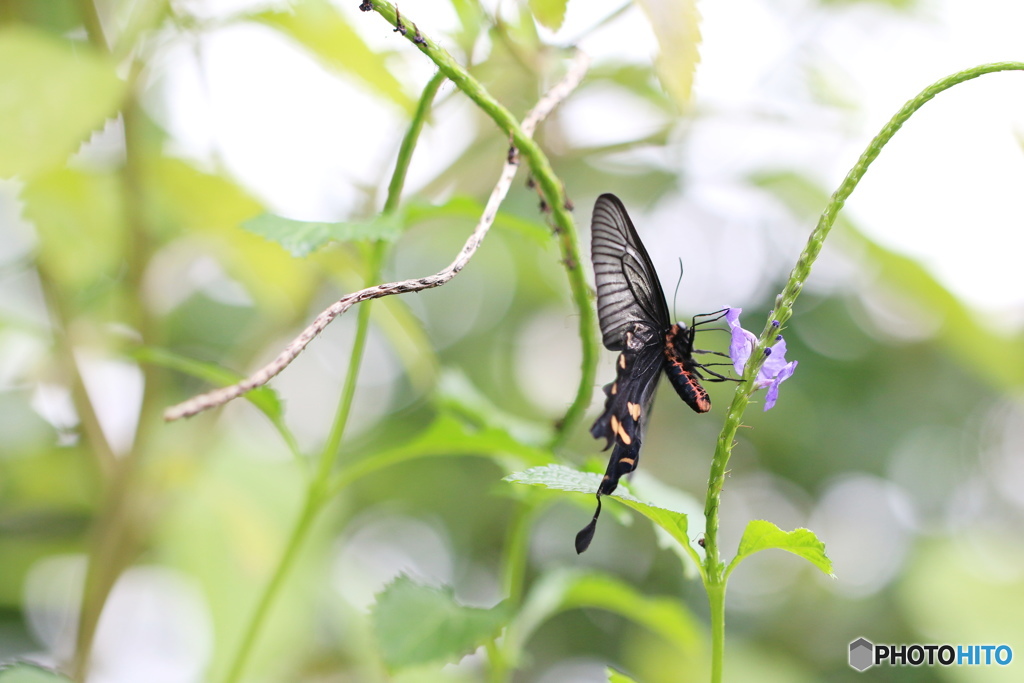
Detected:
[691,308,730,328]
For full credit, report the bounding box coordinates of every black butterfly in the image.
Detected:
[576,193,730,554]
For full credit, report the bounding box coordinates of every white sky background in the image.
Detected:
[159,0,1024,317]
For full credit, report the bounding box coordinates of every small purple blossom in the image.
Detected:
[725,308,798,411]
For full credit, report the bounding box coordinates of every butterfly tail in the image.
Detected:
[575,495,602,554]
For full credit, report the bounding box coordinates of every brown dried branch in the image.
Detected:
[164,51,589,421]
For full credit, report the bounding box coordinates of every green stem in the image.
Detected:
[485,639,508,683]
[706,582,725,683]
[69,11,165,674]
[766,61,1024,340]
[220,493,321,683]
[700,61,1024,682]
[74,0,106,50]
[316,69,447,481]
[386,71,446,212]
[315,244,384,483]
[220,72,445,683]
[500,503,534,608]
[361,0,599,449]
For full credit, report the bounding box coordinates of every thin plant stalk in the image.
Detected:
[70,5,172,675]
[700,62,1024,682]
[220,71,447,683]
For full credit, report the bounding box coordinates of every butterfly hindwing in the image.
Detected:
[591,193,671,351]
[589,323,665,496]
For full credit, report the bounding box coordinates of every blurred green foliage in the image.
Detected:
[1,0,1022,682]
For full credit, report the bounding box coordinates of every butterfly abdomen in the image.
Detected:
[664,323,711,413]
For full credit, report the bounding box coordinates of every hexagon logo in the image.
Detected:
[849,637,874,671]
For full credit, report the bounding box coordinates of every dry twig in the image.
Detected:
[165,51,589,421]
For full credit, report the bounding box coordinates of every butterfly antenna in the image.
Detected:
[672,258,684,320]
[575,495,603,553]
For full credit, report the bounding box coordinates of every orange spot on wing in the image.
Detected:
[627,402,641,420]
[609,415,632,445]
[618,354,627,370]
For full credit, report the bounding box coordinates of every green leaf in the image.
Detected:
[0,26,125,180]
[507,570,702,665]
[447,0,486,52]
[607,668,640,683]
[133,346,283,420]
[372,575,511,670]
[335,414,554,492]
[404,197,551,245]
[21,167,124,293]
[615,498,691,552]
[634,0,702,109]
[255,0,414,113]
[241,212,403,257]
[436,370,553,446]
[133,346,300,458]
[506,465,705,568]
[0,663,73,683]
[503,464,637,500]
[528,0,569,31]
[148,157,316,314]
[728,520,834,578]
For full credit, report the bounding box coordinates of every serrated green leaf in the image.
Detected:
[504,464,639,501]
[242,212,403,257]
[634,0,702,109]
[0,26,125,180]
[607,668,640,683]
[529,0,569,31]
[0,663,73,683]
[727,520,834,578]
[372,575,511,670]
[506,465,705,566]
[255,0,413,113]
[507,570,702,666]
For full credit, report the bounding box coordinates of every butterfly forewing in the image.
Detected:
[591,194,671,350]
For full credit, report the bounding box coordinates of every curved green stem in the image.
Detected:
[220,71,446,683]
[763,61,1024,340]
[219,493,321,683]
[315,242,384,482]
[700,62,1024,682]
[361,0,599,449]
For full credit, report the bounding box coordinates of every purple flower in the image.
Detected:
[725,308,798,411]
